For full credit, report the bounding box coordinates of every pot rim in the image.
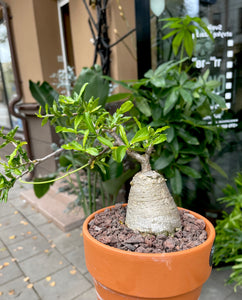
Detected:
[83,204,215,257]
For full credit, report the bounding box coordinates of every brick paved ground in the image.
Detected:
[0,181,241,299]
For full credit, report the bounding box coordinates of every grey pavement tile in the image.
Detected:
[200,268,239,300]
[0,202,16,218]
[83,271,94,286]
[53,228,84,254]
[0,241,10,260]
[73,287,96,300]
[0,257,22,286]
[0,223,37,246]
[10,199,37,217]
[0,213,25,232]
[7,234,50,262]
[18,248,69,282]
[37,222,65,241]
[34,266,92,300]
[0,276,40,300]
[26,212,49,227]
[65,247,88,275]
[52,234,78,255]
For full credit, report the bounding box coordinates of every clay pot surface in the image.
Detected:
[83,205,215,300]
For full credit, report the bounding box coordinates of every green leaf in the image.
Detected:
[151,134,167,145]
[118,101,134,114]
[85,147,99,156]
[119,125,129,146]
[130,127,149,145]
[178,129,199,145]
[106,93,131,103]
[73,65,109,106]
[97,136,113,148]
[172,31,184,56]
[133,117,142,129]
[154,153,174,170]
[208,160,228,178]
[33,176,56,198]
[164,89,179,116]
[166,126,175,143]
[29,80,59,108]
[55,126,77,134]
[179,88,193,104]
[170,168,182,195]
[84,112,96,134]
[207,91,226,108]
[41,117,49,127]
[112,146,127,163]
[135,97,152,117]
[179,165,201,178]
[184,31,193,57]
[62,140,83,151]
[83,129,89,147]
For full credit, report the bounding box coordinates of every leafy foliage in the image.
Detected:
[0,128,34,201]
[104,16,226,203]
[213,172,242,291]
[161,15,213,58]
[0,86,169,217]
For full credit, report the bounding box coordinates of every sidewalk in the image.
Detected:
[0,182,242,300]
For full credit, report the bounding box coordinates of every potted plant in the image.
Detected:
[1,86,215,299]
[0,16,225,299]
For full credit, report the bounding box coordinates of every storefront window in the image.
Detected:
[150,0,242,203]
[151,0,242,118]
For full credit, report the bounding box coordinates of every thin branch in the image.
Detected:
[82,0,98,31]
[15,148,64,180]
[108,129,150,171]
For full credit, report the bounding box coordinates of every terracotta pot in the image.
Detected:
[83,205,215,300]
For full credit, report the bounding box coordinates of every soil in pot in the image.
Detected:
[88,204,208,254]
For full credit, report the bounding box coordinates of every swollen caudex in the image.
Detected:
[125,171,181,235]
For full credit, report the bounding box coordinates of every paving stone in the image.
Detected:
[18,249,69,282]
[200,269,236,300]
[83,271,94,286]
[26,212,49,227]
[37,222,65,241]
[0,257,22,286]
[0,223,37,246]
[34,266,92,300]
[0,202,16,218]
[53,228,84,254]
[7,234,50,262]
[65,247,88,275]
[10,199,37,217]
[73,287,96,300]
[0,240,10,260]
[0,276,39,299]
[0,213,26,232]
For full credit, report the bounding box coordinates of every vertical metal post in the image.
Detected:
[135,0,151,78]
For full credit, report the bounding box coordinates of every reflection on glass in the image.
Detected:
[150,0,242,206]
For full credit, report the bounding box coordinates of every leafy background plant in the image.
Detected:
[106,16,227,209]
[213,172,242,291]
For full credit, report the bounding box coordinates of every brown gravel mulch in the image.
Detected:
[88,204,207,254]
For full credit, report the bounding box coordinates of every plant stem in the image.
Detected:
[93,172,97,212]
[87,168,93,213]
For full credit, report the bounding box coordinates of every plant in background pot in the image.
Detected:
[106,15,227,210]
[0,83,215,299]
